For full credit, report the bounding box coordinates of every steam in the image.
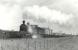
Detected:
[24,5,73,24]
[0,0,77,34]
[0,3,73,31]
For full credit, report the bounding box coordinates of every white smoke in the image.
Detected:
[0,0,76,34]
[0,3,73,31]
[24,5,73,24]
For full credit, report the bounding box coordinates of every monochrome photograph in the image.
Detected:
[0,0,77,50]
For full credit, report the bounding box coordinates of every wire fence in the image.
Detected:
[0,38,58,50]
[23,38,54,50]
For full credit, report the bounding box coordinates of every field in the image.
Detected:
[0,36,78,50]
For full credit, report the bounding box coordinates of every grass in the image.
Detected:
[0,36,77,50]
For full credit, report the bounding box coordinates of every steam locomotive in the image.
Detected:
[0,25,45,38]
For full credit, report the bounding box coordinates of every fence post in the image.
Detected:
[28,39,29,50]
[47,39,48,50]
[44,39,45,49]
[34,40,36,50]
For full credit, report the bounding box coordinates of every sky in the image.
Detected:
[0,0,78,34]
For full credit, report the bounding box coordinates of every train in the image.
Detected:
[0,25,71,39]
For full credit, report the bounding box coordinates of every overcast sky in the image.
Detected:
[0,0,78,34]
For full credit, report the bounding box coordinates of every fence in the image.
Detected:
[24,38,54,50]
[0,38,57,50]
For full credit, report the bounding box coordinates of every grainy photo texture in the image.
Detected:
[0,0,77,50]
